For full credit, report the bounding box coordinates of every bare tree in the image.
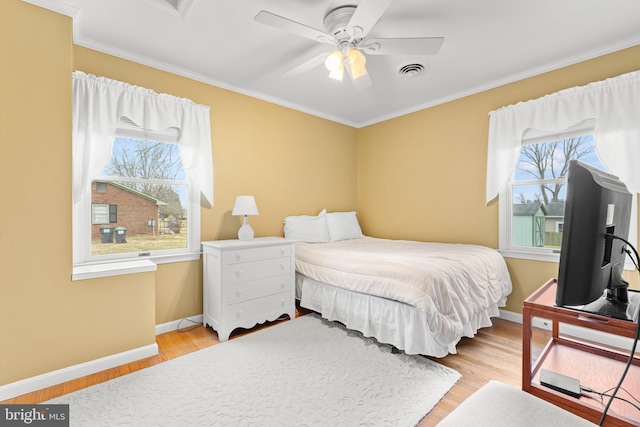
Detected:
[104,139,184,218]
[518,136,594,205]
[517,192,542,204]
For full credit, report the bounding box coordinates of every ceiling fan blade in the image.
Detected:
[254,11,337,44]
[346,0,395,40]
[361,37,444,55]
[280,52,329,78]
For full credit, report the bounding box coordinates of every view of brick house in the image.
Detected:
[91,181,167,240]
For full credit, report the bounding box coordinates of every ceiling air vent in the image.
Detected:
[398,63,427,77]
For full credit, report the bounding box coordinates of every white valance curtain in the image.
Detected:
[486,70,640,204]
[72,71,214,207]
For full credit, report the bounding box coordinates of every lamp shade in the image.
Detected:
[325,50,344,81]
[348,48,367,80]
[232,196,259,216]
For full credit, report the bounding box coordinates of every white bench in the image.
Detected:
[437,381,597,427]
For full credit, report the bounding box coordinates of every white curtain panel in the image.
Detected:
[486,70,640,204]
[72,71,214,207]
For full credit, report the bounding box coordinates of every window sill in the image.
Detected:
[499,249,635,271]
[499,249,560,263]
[72,260,157,281]
[72,252,202,281]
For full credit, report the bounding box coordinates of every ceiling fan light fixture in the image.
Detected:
[325,50,344,81]
[347,48,367,80]
[329,68,344,81]
[255,3,445,90]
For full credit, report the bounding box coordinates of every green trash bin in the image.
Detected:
[100,226,114,244]
[114,227,127,244]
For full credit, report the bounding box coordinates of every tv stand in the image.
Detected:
[523,279,640,427]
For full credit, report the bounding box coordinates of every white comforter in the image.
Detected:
[295,237,512,345]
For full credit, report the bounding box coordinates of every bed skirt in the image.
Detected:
[296,274,500,358]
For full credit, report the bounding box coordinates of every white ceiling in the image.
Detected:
[26,0,640,128]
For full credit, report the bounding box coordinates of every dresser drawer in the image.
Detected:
[222,257,291,284]
[225,274,291,304]
[223,291,292,323]
[223,245,291,265]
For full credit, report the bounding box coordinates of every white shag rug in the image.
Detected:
[47,313,460,426]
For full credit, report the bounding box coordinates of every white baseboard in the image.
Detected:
[498,309,639,354]
[155,314,203,335]
[1,314,204,402]
[0,343,158,402]
[498,309,523,324]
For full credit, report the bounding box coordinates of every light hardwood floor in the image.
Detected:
[2,306,547,426]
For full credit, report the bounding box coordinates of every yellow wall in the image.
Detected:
[0,1,159,386]
[358,45,640,313]
[2,0,640,389]
[0,0,357,387]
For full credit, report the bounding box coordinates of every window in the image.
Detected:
[500,123,604,259]
[72,72,213,277]
[96,182,107,193]
[76,121,200,264]
[487,71,640,264]
[91,204,110,224]
[88,125,192,258]
[498,122,637,264]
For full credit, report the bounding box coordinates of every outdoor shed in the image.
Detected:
[512,202,547,247]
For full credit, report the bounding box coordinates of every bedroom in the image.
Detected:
[1,0,640,423]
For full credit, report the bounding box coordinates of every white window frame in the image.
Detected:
[72,125,201,280]
[499,125,637,267]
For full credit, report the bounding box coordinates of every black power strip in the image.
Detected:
[540,369,582,398]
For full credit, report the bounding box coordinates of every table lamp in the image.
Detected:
[232,195,259,240]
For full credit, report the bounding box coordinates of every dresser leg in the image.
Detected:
[217,328,231,342]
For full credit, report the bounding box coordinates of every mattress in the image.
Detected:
[294,237,512,348]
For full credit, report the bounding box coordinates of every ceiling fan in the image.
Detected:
[254,0,444,90]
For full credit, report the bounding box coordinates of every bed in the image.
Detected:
[284,210,513,357]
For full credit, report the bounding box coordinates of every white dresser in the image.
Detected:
[201,237,296,341]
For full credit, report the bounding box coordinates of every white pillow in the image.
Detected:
[283,209,330,242]
[326,211,364,241]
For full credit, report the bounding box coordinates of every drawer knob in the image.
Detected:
[235,289,243,299]
[235,253,242,261]
[279,263,285,271]
[280,248,285,255]
[234,270,242,278]
[280,280,285,288]
[235,309,243,318]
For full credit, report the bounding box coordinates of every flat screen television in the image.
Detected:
[556,160,640,321]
